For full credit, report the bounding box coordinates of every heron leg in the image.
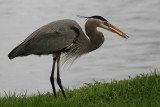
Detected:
[56,53,66,98]
[50,57,57,97]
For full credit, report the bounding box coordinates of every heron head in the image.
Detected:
[78,15,129,39]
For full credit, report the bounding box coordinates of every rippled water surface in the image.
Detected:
[0,0,160,95]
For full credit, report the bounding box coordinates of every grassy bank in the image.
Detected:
[0,70,160,107]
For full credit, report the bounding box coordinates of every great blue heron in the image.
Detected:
[8,16,128,98]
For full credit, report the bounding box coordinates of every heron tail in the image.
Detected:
[8,42,24,59]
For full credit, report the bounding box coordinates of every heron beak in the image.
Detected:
[99,23,129,39]
[108,24,129,39]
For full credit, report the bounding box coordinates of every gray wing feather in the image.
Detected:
[22,29,77,54]
[8,19,81,59]
[24,19,80,44]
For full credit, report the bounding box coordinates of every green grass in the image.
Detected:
[1,69,160,107]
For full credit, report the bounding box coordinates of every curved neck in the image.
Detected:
[85,19,104,52]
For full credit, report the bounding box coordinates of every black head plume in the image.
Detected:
[77,15,107,21]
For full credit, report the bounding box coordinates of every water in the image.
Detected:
[0,0,160,95]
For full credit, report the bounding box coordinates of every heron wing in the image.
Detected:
[8,19,82,59]
[23,29,77,54]
[8,20,82,59]
[23,19,81,44]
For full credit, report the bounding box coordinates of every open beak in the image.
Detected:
[99,23,129,39]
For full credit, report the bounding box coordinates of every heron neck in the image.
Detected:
[85,23,104,52]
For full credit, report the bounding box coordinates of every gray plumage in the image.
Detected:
[8,19,88,59]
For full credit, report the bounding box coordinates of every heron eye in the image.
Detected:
[104,21,110,26]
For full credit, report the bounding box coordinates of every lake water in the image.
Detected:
[0,0,160,95]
